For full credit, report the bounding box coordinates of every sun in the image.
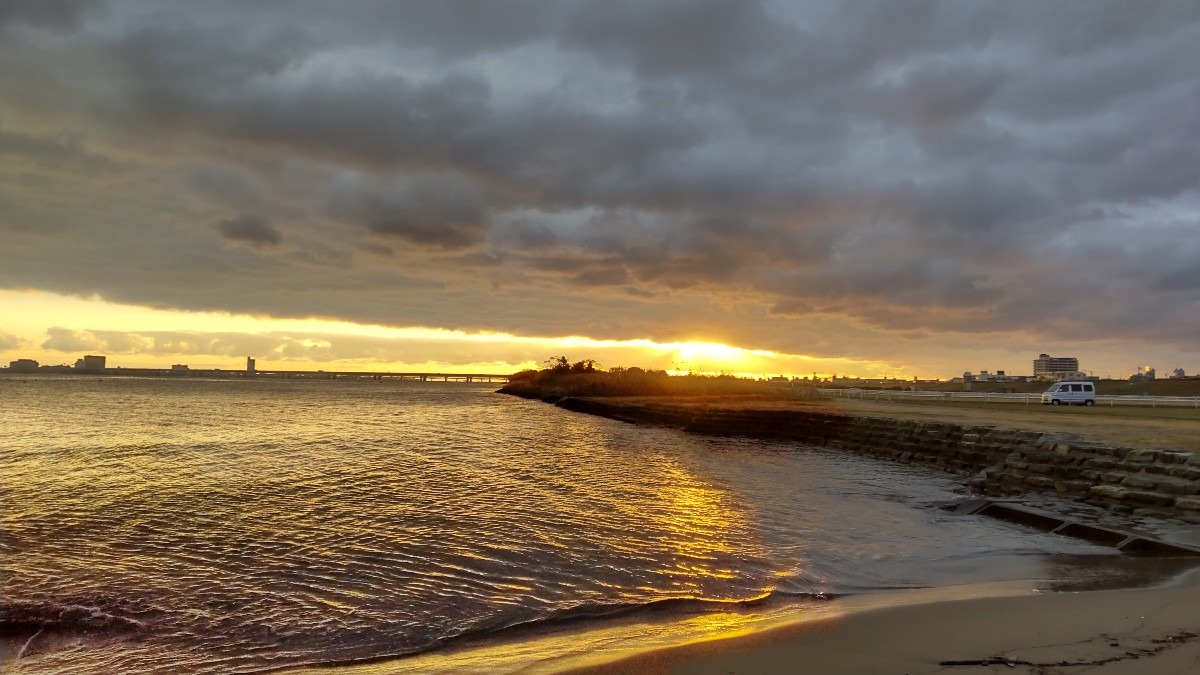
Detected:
[670,341,759,373]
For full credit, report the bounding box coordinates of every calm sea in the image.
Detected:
[0,377,1141,673]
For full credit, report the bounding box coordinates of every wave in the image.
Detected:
[253,588,839,673]
[0,599,143,638]
[495,588,840,631]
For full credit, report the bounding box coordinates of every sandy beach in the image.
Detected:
[563,569,1200,675]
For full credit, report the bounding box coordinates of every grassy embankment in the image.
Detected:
[501,368,1200,453]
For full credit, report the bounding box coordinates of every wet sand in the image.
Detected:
[561,569,1200,675]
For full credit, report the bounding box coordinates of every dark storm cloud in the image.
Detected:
[215,214,282,249]
[327,173,491,250]
[1,0,1199,367]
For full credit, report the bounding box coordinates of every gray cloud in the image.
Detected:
[0,126,125,174]
[215,214,282,248]
[186,165,262,207]
[560,0,791,79]
[0,0,102,33]
[0,332,26,350]
[1,0,1199,374]
[42,327,101,352]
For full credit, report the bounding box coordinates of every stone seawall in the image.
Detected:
[533,395,1200,523]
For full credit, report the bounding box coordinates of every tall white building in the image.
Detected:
[1033,353,1078,377]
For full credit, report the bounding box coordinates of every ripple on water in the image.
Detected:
[1,378,1117,673]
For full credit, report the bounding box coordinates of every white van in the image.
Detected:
[1041,381,1096,406]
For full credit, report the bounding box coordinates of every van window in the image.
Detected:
[1083,384,1094,392]
[1070,384,1082,392]
[1053,384,1065,391]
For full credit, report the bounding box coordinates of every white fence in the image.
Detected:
[817,388,1200,408]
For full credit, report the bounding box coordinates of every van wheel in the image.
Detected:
[1051,400,1060,406]
[1085,400,1094,406]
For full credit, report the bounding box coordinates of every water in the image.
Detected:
[0,377,1133,673]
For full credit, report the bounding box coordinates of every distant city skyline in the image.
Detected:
[1,3,1197,379]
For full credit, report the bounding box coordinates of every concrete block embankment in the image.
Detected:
[545,397,1200,522]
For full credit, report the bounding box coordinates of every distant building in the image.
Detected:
[1130,365,1156,382]
[74,355,107,371]
[171,364,190,373]
[1053,371,1089,381]
[246,357,256,374]
[964,369,1022,383]
[1170,368,1186,379]
[1033,353,1079,378]
[9,359,39,373]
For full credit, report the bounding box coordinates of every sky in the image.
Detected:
[1,0,1198,379]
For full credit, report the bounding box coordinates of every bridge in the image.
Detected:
[247,369,512,382]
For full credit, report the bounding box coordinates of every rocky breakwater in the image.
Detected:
[991,442,1200,521]
[503,390,1200,523]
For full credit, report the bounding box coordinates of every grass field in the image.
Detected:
[822,397,1200,452]
[895,378,1200,397]
[590,393,1200,453]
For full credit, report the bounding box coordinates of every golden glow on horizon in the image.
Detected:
[0,289,914,378]
[676,341,749,366]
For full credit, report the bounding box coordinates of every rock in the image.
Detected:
[1123,490,1175,508]
[1090,485,1128,501]
[1121,474,1159,490]
[1174,496,1200,512]
[1124,449,1161,464]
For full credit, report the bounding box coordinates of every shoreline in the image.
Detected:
[8,562,1197,675]
[557,568,1200,675]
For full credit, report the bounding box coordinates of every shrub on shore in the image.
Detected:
[502,360,810,398]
